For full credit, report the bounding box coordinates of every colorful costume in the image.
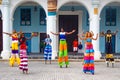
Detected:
[19,37,28,73]
[105,34,114,67]
[83,38,94,74]
[44,38,52,60]
[9,33,20,66]
[58,32,69,67]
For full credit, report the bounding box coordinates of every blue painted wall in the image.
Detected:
[13,6,46,53]
[60,6,120,53]
[100,6,120,53]
[13,5,120,53]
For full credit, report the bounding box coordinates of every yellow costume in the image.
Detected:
[9,32,20,67]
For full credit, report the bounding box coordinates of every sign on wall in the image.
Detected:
[0,0,2,4]
[94,8,98,15]
[32,32,39,37]
[48,0,57,12]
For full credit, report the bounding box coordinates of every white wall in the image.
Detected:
[57,0,92,17]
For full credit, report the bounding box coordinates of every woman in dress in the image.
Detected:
[44,34,52,64]
[78,31,98,75]
[19,33,33,74]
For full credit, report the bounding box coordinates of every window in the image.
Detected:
[105,7,116,26]
[40,8,46,25]
[21,8,31,26]
[86,12,89,26]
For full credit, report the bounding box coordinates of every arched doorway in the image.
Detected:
[57,2,89,53]
[13,1,46,54]
[100,2,120,54]
[0,11,3,54]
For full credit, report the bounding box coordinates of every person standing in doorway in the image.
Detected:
[51,28,75,68]
[78,31,98,75]
[44,34,52,64]
[40,40,45,53]
[72,39,78,55]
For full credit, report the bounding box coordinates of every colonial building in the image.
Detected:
[0,0,120,60]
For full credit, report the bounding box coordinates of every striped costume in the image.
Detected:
[19,37,28,73]
[83,38,94,74]
[44,38,52,60]
[19,49,28,72]
[58,32,69,67]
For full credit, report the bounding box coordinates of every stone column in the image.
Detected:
[1,0,11,59]
[90,0,101,60]
[47,14,57,60]
[47,0,58,59]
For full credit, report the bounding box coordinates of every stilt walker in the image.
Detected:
[3,30,20,67]
[44,34,52,64]
[51,28,75,68]
[78,31,98,75]
[100,30,118,67]
[19,32,33,74]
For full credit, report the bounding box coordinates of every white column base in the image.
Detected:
[1,50,11,59]
[52,51,57,60]
[94,51,101,60]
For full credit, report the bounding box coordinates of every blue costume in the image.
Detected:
[44,38,52,60]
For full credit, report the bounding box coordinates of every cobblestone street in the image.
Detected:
[0,60,120,80]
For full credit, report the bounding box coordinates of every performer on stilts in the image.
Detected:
[3,30,21,67]
[100,30,118,67]
[78,31,98,75]
[51,28,75,68]
[44,34,52,64]
[19,32,34,74]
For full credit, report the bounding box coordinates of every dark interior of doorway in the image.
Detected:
[59,15,78,52]
[0,16,3,53]
[40,33,46,54]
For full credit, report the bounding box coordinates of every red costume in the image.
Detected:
[19,34,28,74]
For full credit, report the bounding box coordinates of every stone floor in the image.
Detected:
[0,60,120,80]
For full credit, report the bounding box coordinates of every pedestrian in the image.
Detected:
[78,31,98,75]
[51,28,75,68]
[72,39,78,55]
[3,30,20,67]
[44,34,52,64]
[40,40,45,53]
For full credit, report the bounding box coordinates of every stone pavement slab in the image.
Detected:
[0,61,120,80]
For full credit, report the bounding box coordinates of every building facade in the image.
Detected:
[0,0,120,60]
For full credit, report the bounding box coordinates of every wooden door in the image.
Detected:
[59,15,78,52]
